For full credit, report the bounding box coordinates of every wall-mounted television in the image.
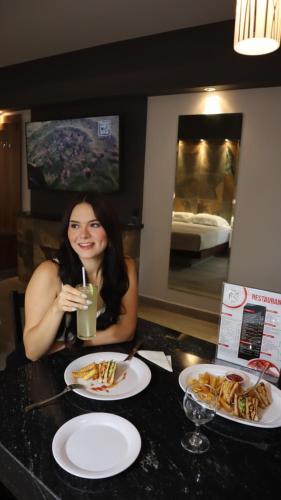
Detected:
[25,115,120,193]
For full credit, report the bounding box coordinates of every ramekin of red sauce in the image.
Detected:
[225,372,245,384]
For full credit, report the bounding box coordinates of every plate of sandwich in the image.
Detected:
[179,363,281,428]
[64,352,151,400]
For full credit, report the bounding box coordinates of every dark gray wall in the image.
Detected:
[29,96,147,224]
[1,21,281,109]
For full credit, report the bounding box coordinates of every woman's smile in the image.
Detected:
[78,242,94,248]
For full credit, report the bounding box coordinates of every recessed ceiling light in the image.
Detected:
[204,87,216,92]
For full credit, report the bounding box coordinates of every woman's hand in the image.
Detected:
[56,284,89,312]
[84,256,138,347]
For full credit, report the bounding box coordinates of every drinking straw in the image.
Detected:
[82,266,86,286]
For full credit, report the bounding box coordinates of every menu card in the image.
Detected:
[216,283,281,382]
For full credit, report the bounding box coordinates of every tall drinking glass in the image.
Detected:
[76,283,97,340]
[181,384,217,454]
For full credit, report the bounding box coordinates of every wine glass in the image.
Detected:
[181,383,217,454]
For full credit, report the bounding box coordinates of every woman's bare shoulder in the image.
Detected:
[35,259,59,274]
[124,255,136,269]
[28,260,60,287]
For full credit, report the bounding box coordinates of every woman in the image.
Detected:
[23,194,138,362]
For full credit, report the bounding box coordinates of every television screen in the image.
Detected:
[25,115,120,193]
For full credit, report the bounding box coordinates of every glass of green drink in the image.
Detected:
[76,283,97,340]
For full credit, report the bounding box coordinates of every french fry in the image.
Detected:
[80,366,99,380]
[209,374,217,388]
[72,363,99,382]
[219,396,233,413]
[198,372,210,385]
[188,372,236,414]
[198,391,215,403]
[215,376,224,392]
[188,377,199,385]
[72,362,97,375]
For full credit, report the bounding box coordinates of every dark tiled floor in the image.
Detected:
[168,254,228,297]
[0,482,16,499]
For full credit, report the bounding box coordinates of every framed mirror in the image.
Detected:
[168,113,243,298]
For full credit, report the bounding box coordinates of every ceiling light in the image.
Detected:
[204,87,216,92]
[234,0,281,55]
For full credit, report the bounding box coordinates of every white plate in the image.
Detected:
[178,363,281,428]
[52,413,141,478]
[64,352,151,400]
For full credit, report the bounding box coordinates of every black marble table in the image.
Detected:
[0,318,281,500]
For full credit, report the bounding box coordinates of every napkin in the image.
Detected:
[137,350,173,372]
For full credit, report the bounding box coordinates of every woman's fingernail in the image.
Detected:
[86,300,93,305]
[81,293,87,299]
[71,307,77,311]
[82,305,88,310]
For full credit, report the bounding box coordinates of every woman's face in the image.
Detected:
[67,203,108,261]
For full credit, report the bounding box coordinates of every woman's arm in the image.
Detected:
[23,261,88,361]
[84,256,138,347]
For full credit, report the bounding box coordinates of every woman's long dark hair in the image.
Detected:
[56,193,129,331]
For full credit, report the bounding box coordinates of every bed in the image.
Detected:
[170,212,231,259]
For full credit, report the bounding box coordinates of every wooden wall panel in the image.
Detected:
[0,114,21,269]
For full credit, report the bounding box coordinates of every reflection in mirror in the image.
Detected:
[168,113,243,298]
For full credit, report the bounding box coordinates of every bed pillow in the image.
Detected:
[191,213,230,228]
[172,211,194,223]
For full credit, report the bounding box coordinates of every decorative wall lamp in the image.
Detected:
[0,139,12,149]
[234,0,281,55]
[0,114,13,149]
[0,128,12,149]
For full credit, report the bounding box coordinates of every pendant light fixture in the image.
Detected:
[234,0,281,55]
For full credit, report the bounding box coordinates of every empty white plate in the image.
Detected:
[52,413,141,478]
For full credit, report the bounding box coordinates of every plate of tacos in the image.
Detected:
[64,351,151,400]
[179,363,281,428]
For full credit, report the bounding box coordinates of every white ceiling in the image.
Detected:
[0,0,236,67]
